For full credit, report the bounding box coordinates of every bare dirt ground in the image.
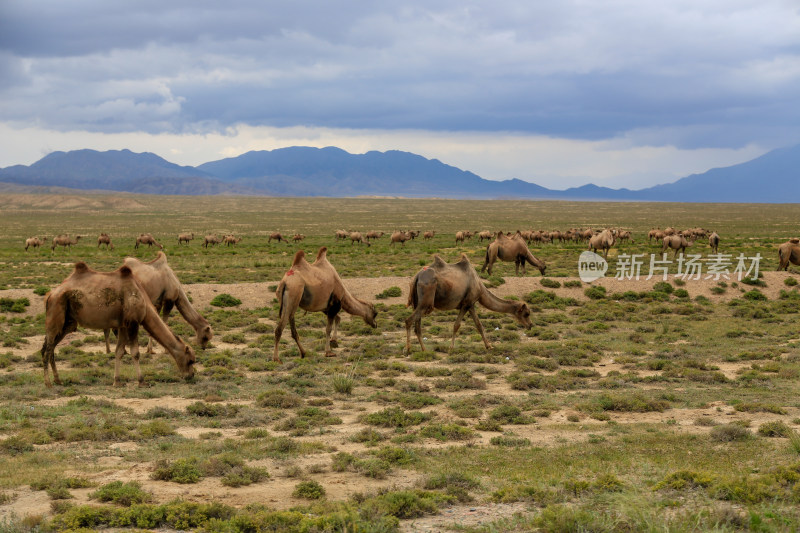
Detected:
[0,272,795,530]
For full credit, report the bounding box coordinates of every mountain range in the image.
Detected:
[0,144,798,202]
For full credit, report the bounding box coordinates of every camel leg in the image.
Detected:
[289,315,306,358]
[103,329,112,353]
[323,313,340,357]
[113,328,128,387]
[450,307,469,352]
[469,306,492,350]
[329,314,341,348]
[127,323,145,386]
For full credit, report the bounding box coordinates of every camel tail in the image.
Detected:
[407,275,419,309]
[276,280,287,318]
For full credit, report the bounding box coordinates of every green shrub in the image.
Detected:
[376,286,402,299]
[210,294,242,307]
[151,458,202,483]
[563,280,582,288]
[257,388,302,408]
[361,407,433,428]
[652,281,673,294]
[221,466,270,487]
[784,277,798,287]
[33,287,50,296]
[0,297,30,313]
[292,480,326,499]
[710,424,751,442]
[89,481,152,506]
[584,286,606,300]
[758,421,793,438]
[540,278,561,289]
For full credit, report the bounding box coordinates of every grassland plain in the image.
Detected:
[1,194,800,532]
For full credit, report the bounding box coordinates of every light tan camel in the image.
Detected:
[273,247,377,362]
[455,231,466,244]
[40,262,195,387]
[223,235,242,246]
[51,234,83,252]
[709,232,720,254]
[662,234,693,257]
[649,229,665,243]
[349,231,370,246]
[390,231,410,246]
[335,230,348,240]
[178,233,194,244]
[135,234,162,250]
[365,231,384,242]
[105,252,213,354]
[481,232,547,276]
[406,254,533,353]
[778,239,800,271]
[292,234,305,242]
[423,231,435,240]
[478,230,493,241]
[203,234,221,248]
[97,233,114,250]
[617,230,633,244]
[25,237,43,251]
[588,229,616,259]
[269,232,287,244]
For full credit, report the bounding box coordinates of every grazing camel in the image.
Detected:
[106,251,213,354]
[481,232,547,276]
[335,230,348,241]
[423,231,435,240]
[273,247,377,362]
[40,262,196,387]
[349,232,370,246]
[269,232,287,244]
[662,234,693,257]
[617,230,633,244]
[51,234,83,252]
[390,231,410,246]
[135,234,162,250]
[649,229,665,244]
[178,233,194,245]
[478,231,493,241]
[365,231,384,242]
[588,229,616,259]
[455,231,466,244]
[708,232,720,254]
[25,237,43,251]
[223,235,242,246]
[778,239,800,271]
[407,230,421,240]
[97,233,114,250]
[406,254,533,353]
[292,234,305,242]
[203,234,221,248]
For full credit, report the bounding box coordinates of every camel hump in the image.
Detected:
[316,247,328,261]
[120,265,133,278]
[791,238,800,244]
[431,255,447,269]
[74,262,89,274]
[291,250,306,267]
[455,254,472,270]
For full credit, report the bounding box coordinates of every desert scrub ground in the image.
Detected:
[1,195,800,532]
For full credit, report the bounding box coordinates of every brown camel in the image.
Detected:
[25,237,43,251]
[135,234,162,250]
[335,230,348,240]
[617,230,633,244]
[455,231,466,244]
[708,232,720,254]
[223,235,242,246]
[203,234,221,248]
[390,231,410,246]
[269,232,287,244]
[349,232,370,246]
[292,234,305,242]
[406,254,533,353]
[662,234,693,257]
[105,251,213,355]
[478,230,493,241]
[588,229,616,259]
[273,247,377,362]
[40,262,195,387]
[51,234,83,252]
[178,233,194,244]
[365,231,384,242]
[423,231,435,240]
[407,230,421,240]
[97,233,114,250]
[778,239,800,271]
[481,232,547,276]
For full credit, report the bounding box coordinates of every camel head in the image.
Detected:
[537,263,547,276]
[511,302,533,329]
[362,302,379,328]
[175,342,196,380]
[197,324,214,348]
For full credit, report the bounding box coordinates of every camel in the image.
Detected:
[408,230,421,240]
[40,262,196,388]
[223,235,242,246]
[580,229,594,242]
[97,233,114,250]
[135,234,162,250]
[478,231,493,241]
[455,231,466,244]
[349,232,370,246]
[178,233,194,245]
[778,239,800,271]
[25,237,43,251]
[292,234,305,242]
[390,231,410,246]
[662,234,693,257]
[588,229,616,259]
[203,234,221,248]
[423,231,435,240]
[335,230,348,241]
[365,231,384,242]
[51,234,83,252]
[273,247,377,362]
[105,251,213,354]
[617,230,634,244]
[269,232,287,244]
[406,254,533,353]
[709,232,720,254]
[481,232,547,276]
[649,229,665,244]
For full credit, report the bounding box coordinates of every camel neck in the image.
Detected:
[141,305,182,354]
[340,290,371,317]
[477,287,517,313]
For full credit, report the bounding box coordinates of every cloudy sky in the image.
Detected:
[1,0,798,189]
